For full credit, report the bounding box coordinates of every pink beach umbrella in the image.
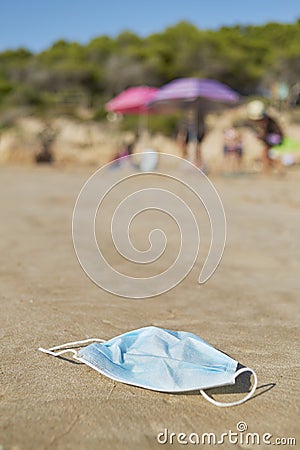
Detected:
[105,86,159,115]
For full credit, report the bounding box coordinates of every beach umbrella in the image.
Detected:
[149,77,240,111]
[105,86,159,115]
[149,78,240,167]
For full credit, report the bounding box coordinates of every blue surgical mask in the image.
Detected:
[39,326,257,407]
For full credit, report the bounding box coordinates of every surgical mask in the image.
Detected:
[39,326,257,407]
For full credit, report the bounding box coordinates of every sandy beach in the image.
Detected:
[0,163,299,450]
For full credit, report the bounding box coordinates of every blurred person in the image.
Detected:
[109,134,138,168]
[223,127,243,173]
[247,100,284,174]
[35,123,56,164]
[177,109,206,170]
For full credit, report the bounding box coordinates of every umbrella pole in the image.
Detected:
[194,104,204,169]
[189,104,198,168]
[138,113,148,135]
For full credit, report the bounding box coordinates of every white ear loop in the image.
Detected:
[38,338,105,358]
[200,367,258,407]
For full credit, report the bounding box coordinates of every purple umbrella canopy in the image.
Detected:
[149,78,240,111]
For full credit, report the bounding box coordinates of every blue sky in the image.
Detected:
[2,0,300,52]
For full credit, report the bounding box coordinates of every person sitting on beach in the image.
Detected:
[223,127,243,173]
[109,135,138,168]
[247,100,284,174]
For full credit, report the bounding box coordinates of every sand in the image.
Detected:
[0,163,299,450]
